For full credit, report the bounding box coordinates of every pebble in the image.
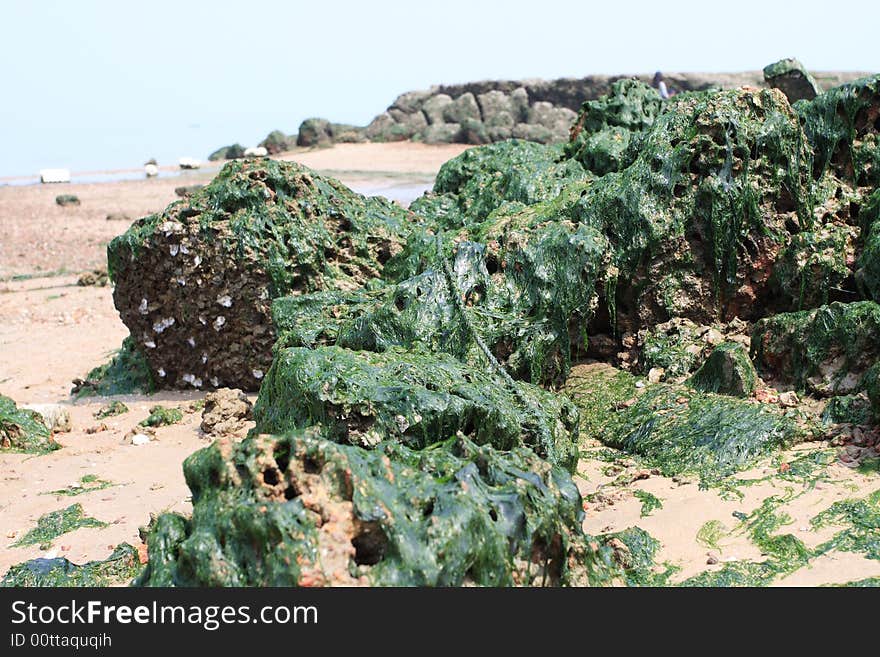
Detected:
[130,433,151,446]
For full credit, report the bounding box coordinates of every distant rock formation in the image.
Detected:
[206,69,872,157]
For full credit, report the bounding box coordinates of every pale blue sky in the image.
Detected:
[2,0,877,177]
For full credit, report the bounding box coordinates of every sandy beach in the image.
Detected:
[1,141,878,586]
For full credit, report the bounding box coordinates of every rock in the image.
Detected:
[130,433,151,446]
[421,94,453,125]
[255,346,579,470]
[477,90,514,127]
[702,328,725,347]
[107,159,421,391]
[388,108,428,136]
[95,401,128,419]
[752,301,880,396]
[55,194,80,207]
[174,185,203,198]
[144,164,159,178]
[763,58,821,103]
[510,86,530,122]
[260,130,294,154]
[200,388,253,437]
[687,342,758,398]
[364,112,396,140]
[511,123,556,144]
[243,146,268,157]
[389,89,432,113]
[178,157,201,170]
[706,554,719,565]
[135,427,601,587]
[647,367,665,384]
[328,123,365,143]
[207,144,245,161]
[566,79,662,174]
[458,117,490,144]
[296,119,332,148]
[106,213,131,222]
[77,269,108,287]
[421,123,461,144]
[20,404,71,433]
[443,92,481,124]
[1,396,57,454]
[778,391,799,407]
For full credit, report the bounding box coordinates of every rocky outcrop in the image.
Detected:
[363,69,870,146]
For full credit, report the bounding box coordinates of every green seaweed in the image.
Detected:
[566,79,664,175]
[411,140,587,231]
[751,301,880,394]
[94,401,129,419]
[601,526,679,586]
[11,504,107,549]
[696,520,728,552]
[254,345,579,472]
[140,405,183,428]
[633,489,663,517]
[136,429,608,587]
[1,544,142,587]
[564,364,801,481]
[44,475,114,497]
[0,394,56,454]
[812,489,880,560]
[73,336,156,397]
[686,342,757,397]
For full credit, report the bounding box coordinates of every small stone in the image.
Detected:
[706,554,719,565]
[778,391,799,407]
[130,433,151,446]
[702,328,725,346]
[647,367,665,384]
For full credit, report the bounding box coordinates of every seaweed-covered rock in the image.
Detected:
[107,159,420,391]
[856,190,880,301]
[135,429,603,587]
[563,363,802,480]
[72,336,156,397]
[0,394,57,454]
[751,301,880,395]
[566,79,663,175]
[55,194,80,207]
[335,207,609,386]
[443,92,481,124]
[296,120,331,148]
[763,58,821,103]
[796,74,880,188]
[771,223,858,309]
[865,363,880,419]
[411,140,586,230]
[260,130,294,154]
[208,143,245,161]
[573,87,813,329]
[254,346,579,471]
[687,342,757,397]
[1,544,141,587]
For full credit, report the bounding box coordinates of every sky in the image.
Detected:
[2,0,878,177]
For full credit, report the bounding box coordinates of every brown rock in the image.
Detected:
[200,388,253,437]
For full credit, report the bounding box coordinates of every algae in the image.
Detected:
[254,345,579,471]
[94,400,129,419]
[0,394,57,454]
[564,364,800,481]
[686,342,757,397]
[11,504,107,549]
[140,405,183,428]
[72,336,156,397]
[633,489,663,517]
[751,301,880,395]
[44,475,114,497]
[1,544,141,587]
[136,429,606,587]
